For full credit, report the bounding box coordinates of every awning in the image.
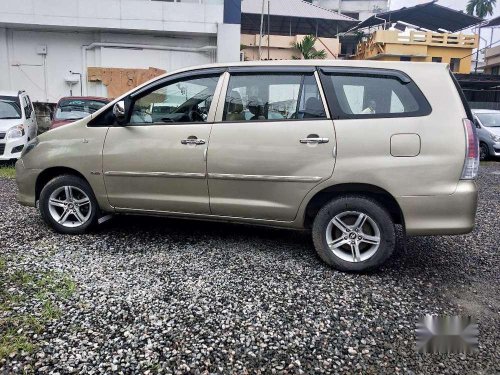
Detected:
[483,16,500,28]
[349,1,483,33]
[241,0,358,38]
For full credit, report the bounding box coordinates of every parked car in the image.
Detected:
[0,90,37,161]
[471,109,500,161]
[15,61,479,272]
[50,96,110,129]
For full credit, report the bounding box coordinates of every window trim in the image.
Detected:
[218,70,329,124]
[89,68,224,127]
[318,67,432,120]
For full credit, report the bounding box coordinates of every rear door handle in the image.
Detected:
[181,138,206,145]
[300,137,329,144]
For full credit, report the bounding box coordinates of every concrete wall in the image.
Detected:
[0,28,217,102]
[0,0,224,35]
[484,45,500,73]
[241,34,340,61]
[313,0,389,20]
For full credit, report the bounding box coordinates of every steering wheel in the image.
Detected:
[188,106,204,122]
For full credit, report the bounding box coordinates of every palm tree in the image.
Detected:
[466,0,496,17]
[466,0,497,72]
[292,35,327,60]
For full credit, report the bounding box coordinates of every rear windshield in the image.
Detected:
[477,113,500,127]
[55,99,108,120]
[0,96,22,119]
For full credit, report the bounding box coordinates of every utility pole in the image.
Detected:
[258,0,265,60]
[267,0,270,60]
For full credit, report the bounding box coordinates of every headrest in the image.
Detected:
[227,90,244,113]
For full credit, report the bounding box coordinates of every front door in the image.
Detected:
[207,69,336,221]
[103,72,223,214]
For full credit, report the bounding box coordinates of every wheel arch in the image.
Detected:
[35,167,90,202]
[302,183,404,229]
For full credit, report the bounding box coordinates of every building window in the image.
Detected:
[450,58,461,72]
[400,56,412,62]
[492,66,500,75]
[432,57,443,63]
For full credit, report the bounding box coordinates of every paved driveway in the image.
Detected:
[0,163,499,374]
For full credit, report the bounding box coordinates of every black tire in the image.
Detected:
[479,142,489,161]
[312,195,396,272]
[39,175,98,234]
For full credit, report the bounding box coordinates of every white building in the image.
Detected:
[0,0,240,103]
[312,0,389,21]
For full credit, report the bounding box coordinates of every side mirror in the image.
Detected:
[113,100,126,124]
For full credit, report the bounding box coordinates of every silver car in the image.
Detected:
[472,109,500,160]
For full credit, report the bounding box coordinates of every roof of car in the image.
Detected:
[0,90,22,97]
[471,109,500,114]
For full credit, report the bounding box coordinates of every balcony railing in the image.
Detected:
[355,30,478,58]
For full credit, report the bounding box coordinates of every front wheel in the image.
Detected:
[479,143,489,161]
[312,196,396,272]
[39,175,98,234]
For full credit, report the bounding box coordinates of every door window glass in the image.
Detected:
[223,73,326,122]
[325,73,428,118]
[130,75,220,125]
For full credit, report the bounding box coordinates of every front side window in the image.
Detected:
[322,71,430,119]
[130,75,220,125]
[223,73,326,122]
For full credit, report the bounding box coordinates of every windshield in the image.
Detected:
[0,96,22,119]
[477,113,500,128]
[55,99,108,120]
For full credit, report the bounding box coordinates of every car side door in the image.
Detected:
[101,69,224,214]
[207,67,337,221]
[21,95,36,140]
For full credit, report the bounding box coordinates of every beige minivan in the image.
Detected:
[16,61,479,272]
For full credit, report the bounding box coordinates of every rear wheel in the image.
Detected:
[312,195,396,272]
[479,142,489,161]
[39,175,98,234]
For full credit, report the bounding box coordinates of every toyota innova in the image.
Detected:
[15,61,479,272]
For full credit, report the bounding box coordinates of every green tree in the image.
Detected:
[466,0,497,72]
[292,35,327,60]
[466,0,496,17]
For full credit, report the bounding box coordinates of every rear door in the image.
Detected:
[21,95,37,140]
[207,67,336,221]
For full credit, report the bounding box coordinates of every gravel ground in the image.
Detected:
[0,163,499,374]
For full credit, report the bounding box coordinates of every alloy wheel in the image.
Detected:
[325,211,381,263]
[48,186,92,228]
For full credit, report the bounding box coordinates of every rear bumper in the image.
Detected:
[398,180,478,236]
[15,159,40,207]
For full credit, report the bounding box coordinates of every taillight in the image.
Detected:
[461,118,479,180]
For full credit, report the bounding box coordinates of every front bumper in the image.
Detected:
[15,159,41,207]
[491,141,500,157]
[398,180,478,236]
[0,136,27,161]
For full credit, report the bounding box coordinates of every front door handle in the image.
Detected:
[181,138,206,145]
[300,137,329,144]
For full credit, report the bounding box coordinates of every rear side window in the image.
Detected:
[223,73,326,122]
[320,69,431,120]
